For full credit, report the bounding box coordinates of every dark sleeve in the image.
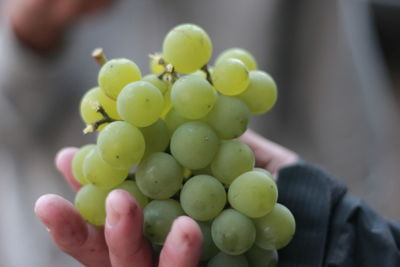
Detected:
[276,162,400,267]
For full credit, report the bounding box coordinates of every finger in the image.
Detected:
[159,216,203,267]
[105,190,153,267]
[35,194,111,267]
[55,147,81,191]
[239,129,298,176]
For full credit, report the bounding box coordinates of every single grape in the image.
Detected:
[253,168,276,183]
[215,48,258,71]
[83,148,129,189]
[170,122,219,170]
[139,119,170,157]
[97,121,145,169]
[228,171,277,218]
[236,70,277,114]
[98,58,142,99]
[142,74,169,94]
[212,209,256,255]
[115,180,148,209]
[149,53,165,74]
[75,184,110,226]
[207,252,249,267]
[180,175,226,221]
[253,203,296,250]
[143,199,184,244]
[212,58,249,96]
[205,95,249,139]
[163,24,212,74]
[197,221,219,261]
[246,245,278,267]
[80,87,121,130]
[117,81,164,127]
[171,75,217,120]
[164,108,191,136]
[211,140,255,185]
[136,152,183,199]
[72,144,95,185]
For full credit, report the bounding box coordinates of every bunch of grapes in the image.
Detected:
[72,23,295,266]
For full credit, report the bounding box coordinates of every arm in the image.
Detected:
[277,161,400,266]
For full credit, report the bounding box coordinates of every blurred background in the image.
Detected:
[0,0,399,266]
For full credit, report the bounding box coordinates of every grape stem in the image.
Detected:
[201,64,213,85]
[92,48,108,66]
[83,105,117,134]
[158,64,179,84]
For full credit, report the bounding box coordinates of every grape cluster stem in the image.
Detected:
[201,64,213,85]
[83,105,118,134]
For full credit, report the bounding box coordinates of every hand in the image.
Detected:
[34,148,203,267]
[239,129,298,177]
[7,0,112,51]
[35,130,296,266]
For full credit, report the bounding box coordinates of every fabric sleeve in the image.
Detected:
[277,162,400,267]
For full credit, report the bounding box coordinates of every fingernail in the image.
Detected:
[106,190,135,228]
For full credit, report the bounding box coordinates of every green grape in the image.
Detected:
[140,119,170,157]
[211,140,255,185]
[246,245,278,267]
[83,148,129,189]
[253,203,296,250]
[205,95,249,139]
[149,53,165,74]
[236,70,277,114]
[212,209,256,255]
[215,48,258,71]
[212,58,250,96]
[197,221,219,261]
[170,122,219,170]
[171,75,217,120]
[142,74,169,94]
[117,81,164,127]
[180,175,226,221]
[75,184,110,226]
[98,58,142,99]
[228,171,277,218]
[207,252,249,267]
[115,180,148,209]
[143,199,184,244]
[72,144,95,185]
[79,87,121,130]
[97,121,145,169]
[163,24,212,74]
[164,108,190,136]
[136,152,183,199]
[253,168,271,176]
